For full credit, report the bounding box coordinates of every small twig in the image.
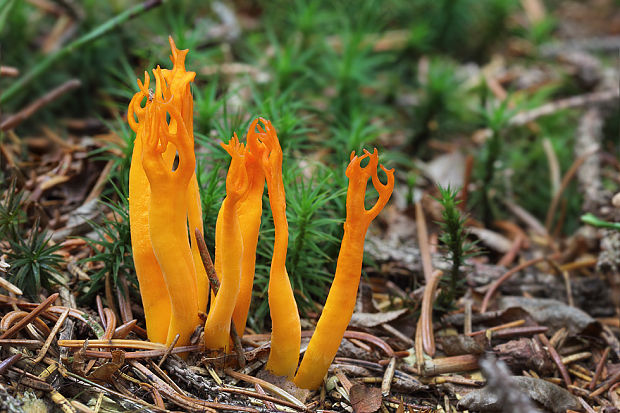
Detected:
[157,334,179,368]
[420,270,442,356]
[147,359,187,396]
[195,228,220,291]
[342,331,395,357]
[496,233,525,267]
[0,354,22,375]
[545,147,599,234]
[84,159,115,203]
[113,319,137,339]
[95,296,106,330]
[492,325,548,339]
[509,89,619,126]
[542,138,561,196]
[116,274,133,323]
[59,338,166,350]
[589,347,610,391]
[415,201,433,284]
[538,333,572,388]
[414,317,425,374]
[504,200,548,237]
[541,35,620,55]
[254,383,277,410]
[468,319,526,337]
[0,277,23,296]
[421,354,479,376]
[561,352,591,365]
[335,368,353,393]
[220,386,306,412]
[381,357,396,397]
[480,255,560,312]
[562,271,574,307]
[224,368,308,411]
[464,300,473,335]
[591,368,620,398]
[34,308,70,363]
[0,339,43,348]
[63,369,169,412]
[0,79,81,131]
[460,154,474,210]
[0,293,58,339]
[76,346,202,359]
[382,323,414,347]
[0,66,19,77]
[102,308,117,339]
[578,397,597,413]
[195,228,246,367]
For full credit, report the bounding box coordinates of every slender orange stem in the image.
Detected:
[294,149,394,389]
[257,119,300,379]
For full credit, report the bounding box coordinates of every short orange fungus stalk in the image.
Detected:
[293,149,394,389]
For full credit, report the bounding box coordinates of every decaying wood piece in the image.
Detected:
[597,230,620,313]
[493,337,554,376]
[575,108,606,213]
[458,356,543,413]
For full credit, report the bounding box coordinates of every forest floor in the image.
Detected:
[1,0,620,412]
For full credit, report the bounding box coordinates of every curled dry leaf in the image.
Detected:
[349,309,408,328]
[498,296,601,335]
[87,349,125,382]
[350,383,383,413]
[458,375,580,413]
[439,334,486,356]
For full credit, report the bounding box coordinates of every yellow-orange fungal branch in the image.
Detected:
[161,37,209,314]
[140,77,201,346]
[128,72,173,344]
[204,136,249,351]
[258,119,301,379]
[128,39,208,347]
[293,148,394,389]
[231,119,267,336]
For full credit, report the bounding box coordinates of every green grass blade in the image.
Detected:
[0,0,162,105]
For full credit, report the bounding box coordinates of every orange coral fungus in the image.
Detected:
[128,71,172,344]
[257,120,301,379]
[159,38,209,314]
[204,136,249,351]
[229,120,268,336]
[294,149,394,389]
[128,38,204,346]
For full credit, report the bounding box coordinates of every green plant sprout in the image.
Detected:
[79,184,135,303]
[7,218,65,297]
[0,179,27,240]
[435,185,478,308]
[581,213,620,231]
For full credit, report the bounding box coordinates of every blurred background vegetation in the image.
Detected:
[1,0,618,329]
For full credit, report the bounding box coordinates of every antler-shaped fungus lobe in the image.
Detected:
[293,149,394,389]
[128,71,175,344]
[138,66,201,348]
[128,38,208,345]
[257,119,301,379]
[161,37,209,314]
[229,119,268,336]
[204,136,249,351]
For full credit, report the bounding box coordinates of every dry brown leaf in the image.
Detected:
[350,308,408,328]
[87,349,125,382]
[350,383,382,413]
